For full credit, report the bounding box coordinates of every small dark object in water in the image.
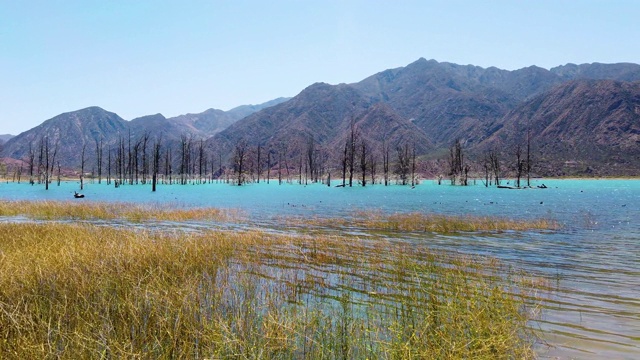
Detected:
[537,184,548,189]
[540,201,543,204]
[74,191,85,199]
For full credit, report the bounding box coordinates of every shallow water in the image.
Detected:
[1,178,638,359]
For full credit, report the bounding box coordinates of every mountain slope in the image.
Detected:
[1,98,286,167]
[480,79,640,175]
[207,83,431,159]
[2,107,128,167]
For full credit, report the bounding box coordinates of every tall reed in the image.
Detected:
[284,210,558,233]
[0,200,236,222]
[0,222,542,359]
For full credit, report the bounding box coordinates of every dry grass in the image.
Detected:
[0,200,237,222]
[285,211,559,234]
[0,221,543,359]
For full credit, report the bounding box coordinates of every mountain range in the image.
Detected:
[2,59,640,176]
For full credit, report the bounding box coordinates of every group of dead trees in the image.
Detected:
[23,124,535,191]
[449,138,533,188]
[24,136,59,190]
[228,125,419,188]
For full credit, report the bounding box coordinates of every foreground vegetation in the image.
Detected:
[0,217,544,359]
[0,200,557,234]
[0,200,237,222]
[283,211,559,234]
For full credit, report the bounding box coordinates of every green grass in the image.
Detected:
[0,220,543,359]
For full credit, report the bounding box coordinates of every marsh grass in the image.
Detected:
[285,211,559,234]
[0,220,542,359]
[0,200,237,223]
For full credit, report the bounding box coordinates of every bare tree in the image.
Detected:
[95,137,103,184]
[382,139,391,186]
[43,137,50,190]
[489,149,501,186]
[233,140,248,186]
[359,138,368,186]
[80,143,87,190]
[448,139,465,185]
[348,118,358,187]
[411,144,417,186]
[514,144,524,188]
[152,135,162,192]
[306,135,317,184]
[141,132,150,184]
[395,143,411,185]
[256,145,262,183]
[267,147,272,184]
[107,145,112,185]
[526,121,532,187]
[340,141,348,187]
[27,143,35,185]
[369,146,377,185]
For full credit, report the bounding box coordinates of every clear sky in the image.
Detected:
[1,0,638,135]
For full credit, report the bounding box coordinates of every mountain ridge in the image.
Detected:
[2,59,640,176]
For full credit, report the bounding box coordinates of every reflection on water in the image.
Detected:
[1,179,639,358]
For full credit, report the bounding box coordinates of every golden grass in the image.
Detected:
[0,221,543,359]
[0,200,237,222]
[285,210,559,233]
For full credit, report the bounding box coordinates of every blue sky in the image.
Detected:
[1,0,638,135]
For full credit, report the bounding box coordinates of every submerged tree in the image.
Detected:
[382,139,390,186]
[152,136,162,192]
[233,140,248,186]
[80,144,87,190]
[448,139,467,185]
[95,137,103,184]
[395,143,411,185]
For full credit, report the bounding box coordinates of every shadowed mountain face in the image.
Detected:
[3,59,640,175]
[481,79,640,176]
[208,82,432,160]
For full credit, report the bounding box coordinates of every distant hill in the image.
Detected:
[2,107,128,168]
[1,98,287,167]
[0,134,14,143]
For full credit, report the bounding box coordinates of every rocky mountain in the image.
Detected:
[351,58,640,148]
[1,98,287,167]
[2,107,128,167]
[207,59,640,175]
[208,83,431,161]
[481,79,640,176]
[3,59,640,175]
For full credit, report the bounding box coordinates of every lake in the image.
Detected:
[1,178,638,359]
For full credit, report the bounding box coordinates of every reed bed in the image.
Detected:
[0,200,236,222]
[0,221,542,359]
[286,211,559,234]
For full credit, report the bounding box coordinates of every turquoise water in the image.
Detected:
[1,178,639,359]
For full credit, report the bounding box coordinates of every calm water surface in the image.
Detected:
[1,179,638,359]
